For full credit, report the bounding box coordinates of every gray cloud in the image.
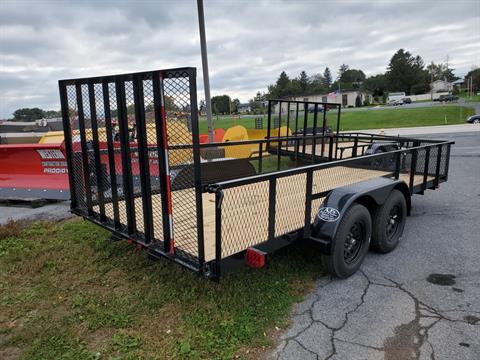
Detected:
[0,0,479,118]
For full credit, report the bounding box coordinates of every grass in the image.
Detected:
[458,92,480,103]
[0,218,323,359]
[199,105,475,133]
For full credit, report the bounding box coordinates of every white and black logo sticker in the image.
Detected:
[318,207,340,222]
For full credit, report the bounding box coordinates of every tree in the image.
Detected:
[340,69,366,84]
[363,74,387,97]
[249,91,267,114]
[309,73,326,93]
[12,107,45,121]
[298,70,309,93]
[231,98,240,113]
[337,64,349,80]
[385,49,429,95]
[268,71,290,98]
[323,67,332,88]
[464,67,480,92]
[426,61,457,82]
[211,95,231,114]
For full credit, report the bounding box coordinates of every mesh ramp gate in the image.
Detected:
[59,68,205,272]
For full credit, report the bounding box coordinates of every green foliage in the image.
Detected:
[249,91,268,114]
[12,107,46,121]
[426,61,458,82]
[464,67,480,92]
[211,94,231,114]
[364,74,387,97]
[340,69,366,84]
[385,49,429,95]
[323,67,332,88]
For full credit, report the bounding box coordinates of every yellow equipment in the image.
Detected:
[222,125,291,158]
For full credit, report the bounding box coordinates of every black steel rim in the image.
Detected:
[344,221,364,264]
[386,205,401,241]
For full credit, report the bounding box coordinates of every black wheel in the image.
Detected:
[371,189,407,253]
[322,203,371,278]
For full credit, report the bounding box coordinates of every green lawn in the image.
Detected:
[458,92,480,103]
[0,219,322,359]
[199,105,475,133]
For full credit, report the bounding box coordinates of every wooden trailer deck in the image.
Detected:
[94,166,432,263]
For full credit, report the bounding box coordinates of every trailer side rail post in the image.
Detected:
[88,80,106,222]
[286,102,291,152]
[352,137,358,158]
[434,144,443,188]
[409,142,419,194]
[312,103,318,163]
[321,103,327,158]
[268,178,277,241]
[59,82,77,211]
[258,142,263,173]
[394,150,401,180]
[101,80,121,229]
[302,103,308,154]
[277,140,282,171]
[152,73,172,252]
[189,68,206,269]
[444,143,451,181]
[328,136,334,161]
[335,104,340,159]
[75,83,94,216]
[115,79,137,235]
[132,74,154,244]
[213,187,223,280]
[267,100,272,152]
[422,146,431,192]
[303,169,313,238]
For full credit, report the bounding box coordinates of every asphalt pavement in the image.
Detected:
[270,131,480,360]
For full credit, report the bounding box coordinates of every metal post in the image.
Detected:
[197,0,214,142]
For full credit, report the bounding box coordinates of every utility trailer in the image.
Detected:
[59,68,453,280]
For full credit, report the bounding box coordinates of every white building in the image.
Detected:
[430,80,453,93]
[287,91,372,108]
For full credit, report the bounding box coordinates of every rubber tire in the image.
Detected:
[322,203,372,278]
[371,189,407,253]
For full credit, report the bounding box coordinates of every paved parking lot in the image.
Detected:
[271,131,480,360]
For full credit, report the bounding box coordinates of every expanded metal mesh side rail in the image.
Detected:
[59,68,205,274]
[207,139,453,279]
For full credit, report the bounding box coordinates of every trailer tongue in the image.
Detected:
[59,67,453,280]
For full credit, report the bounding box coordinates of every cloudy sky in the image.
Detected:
[0,0,479,118]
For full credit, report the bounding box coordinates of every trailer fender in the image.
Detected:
[310,177,410,254]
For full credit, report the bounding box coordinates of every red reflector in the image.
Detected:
[246,248,267,268]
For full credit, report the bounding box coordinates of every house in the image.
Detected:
[237,103,251,113]
[287,91,372,108]
[430,80,453,93]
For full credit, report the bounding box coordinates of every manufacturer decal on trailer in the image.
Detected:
[318,207,340,222]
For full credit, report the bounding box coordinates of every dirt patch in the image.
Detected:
[0,346,21,360]
[0,220,23,240]
[86,327,115,352]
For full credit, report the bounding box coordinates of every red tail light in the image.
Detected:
[246,248,267,268]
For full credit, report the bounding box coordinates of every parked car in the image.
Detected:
[389,99,404,106]
[466,115,480,124]
[434,94,459,102]
[402,97,412,104]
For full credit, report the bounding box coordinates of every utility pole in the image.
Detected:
[197,0,214,142]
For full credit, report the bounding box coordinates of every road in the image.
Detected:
[341,99,479,113]
[270,131,480,360]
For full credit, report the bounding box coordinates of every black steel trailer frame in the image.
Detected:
[60,68,454,281]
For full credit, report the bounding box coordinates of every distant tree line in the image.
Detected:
[10,108,61,122]
[246,48,464,108]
